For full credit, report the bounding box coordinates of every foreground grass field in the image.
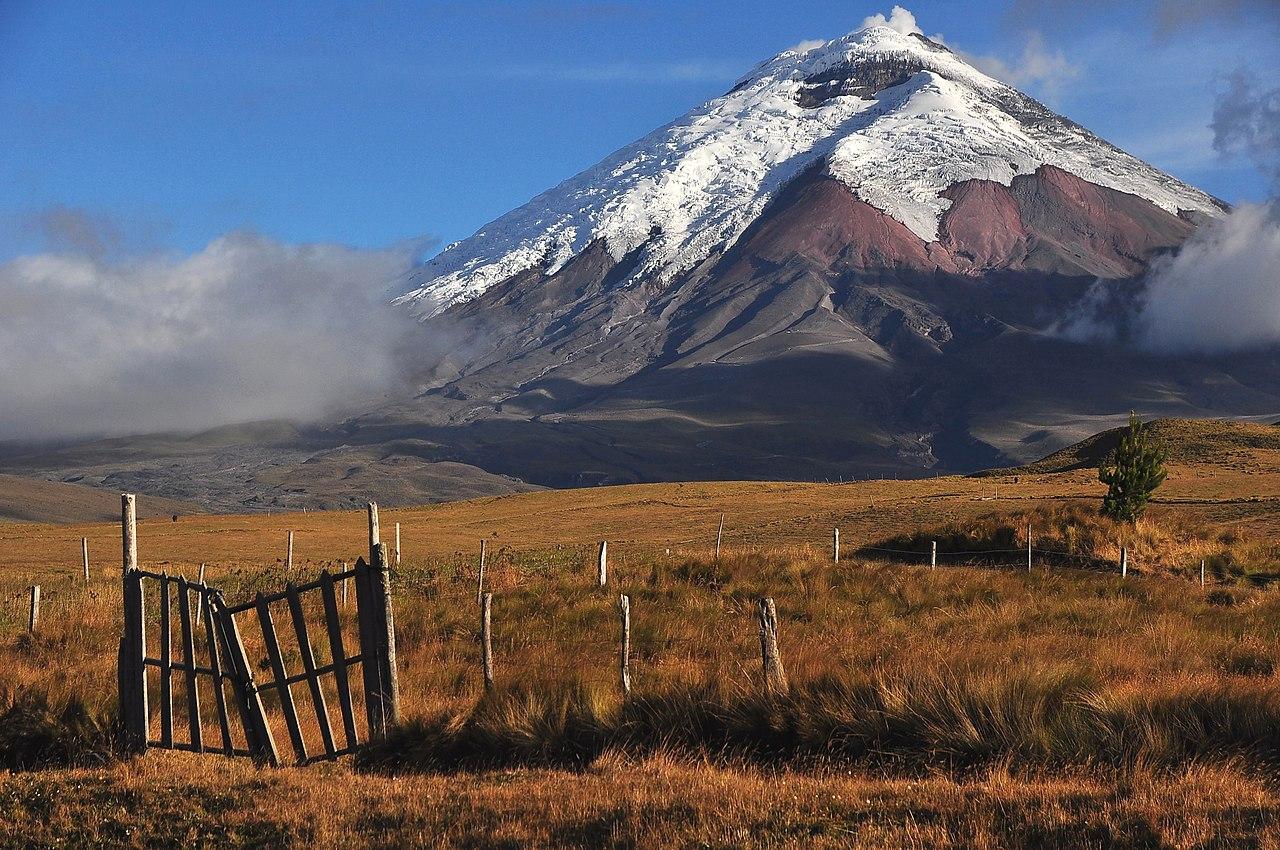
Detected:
[3,419,1280,847]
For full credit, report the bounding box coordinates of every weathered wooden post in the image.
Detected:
[597,540,608,587]
[374,542,399,730]
[930,540,937,570]
[342,562,349,607]
[395,522,402,567]
[1121,547,1128,578]
[618,594,631,698]
[27,585,39,632]
[833,528,840,563]
[357,543,400,739]
[1200,558,1206,589]
[123,493,137,574]
[82,537,89,583]
[477,539,487,604]
[715,514,724,560]
[194,563,207,619]
[481,592,494,691]
[119,493,148,753]
[367,502,380,560]
[286,530,294,571]
[756,597,788,695]
[1027,522,1033,571]
[211,590,280,766]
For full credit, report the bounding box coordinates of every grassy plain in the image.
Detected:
[2,419,1280,847]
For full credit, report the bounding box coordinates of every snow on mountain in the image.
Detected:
[395,21,1224,319]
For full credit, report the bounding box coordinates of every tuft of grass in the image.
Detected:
[0,688,118,770]
[357,666,1280,777]
[868,504,1273,579]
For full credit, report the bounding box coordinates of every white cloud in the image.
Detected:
[787,39,828,55]
[1138,203,1280,353]
[0,231,428,440]
[966,31,1081,104]
[1057,203,1280,353]
[859,6,923,35]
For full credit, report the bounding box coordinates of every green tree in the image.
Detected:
[1098,413,1168,523]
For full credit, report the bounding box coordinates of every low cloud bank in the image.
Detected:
[1061,68,1279,355]
[1059,205,1280,353]
[1138,202,1280,352]
[0,231,428,441]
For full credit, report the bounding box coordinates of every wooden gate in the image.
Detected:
[118,525,399,767]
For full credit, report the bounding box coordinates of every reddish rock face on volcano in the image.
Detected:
[728,163,1198,282]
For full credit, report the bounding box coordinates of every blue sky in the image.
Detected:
[1,0,1277,261]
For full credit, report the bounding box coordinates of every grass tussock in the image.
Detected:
[0,688,118,770]
[358,665,1280,776]
[869,503,1275,580]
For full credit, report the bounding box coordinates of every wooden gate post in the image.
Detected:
[118,493,149,753]
[357,543,400,739]
[756,597,788,695]
[367,502,380,560]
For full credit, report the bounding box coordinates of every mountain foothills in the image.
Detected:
[5,21,1278,510]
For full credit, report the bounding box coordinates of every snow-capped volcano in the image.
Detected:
[395,21,1222,318]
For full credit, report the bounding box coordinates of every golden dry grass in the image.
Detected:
[3,449,1280,846]
[6,753,1280,849]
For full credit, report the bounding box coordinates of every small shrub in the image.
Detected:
[1099,413,1168,524]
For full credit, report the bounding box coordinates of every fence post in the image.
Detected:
[481,592,494,691]
[1200,558,1206,589]
[756,597,788,695]
[833,528,840,563]
[367,502,380,561]
[1027,522,1032,572]
[715,514,724,560]
[360,543,400,738]
[27,585,39,632]
[597,541,608,587]
[342,562,349,607]
[930,540,937,570]
[119,493,148,753]
[395,522,402,567]
[286,530,294,571]
[477,539,487,604]
[1121,547,1128,578]
[82,537,89,583]
[618,594,631,698]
